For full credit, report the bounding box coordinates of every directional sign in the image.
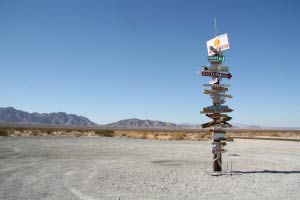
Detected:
[208,55,225,62]
[211,86,228,91]
[212,148,227,154]
[201,105,233,114]
[201,108,233,114]
[204,105,229,110]
[206,113,228,119]
[211,98,226,104]
[210,93,233,98]
[202,65,229,72]
[202,116,232,128]
[212,145,226,154]
[213,133,226,141]
[204,89,225,95]
[212,98,226,103]
[203,84,230,88]
[212,141,227,146]
[201,71,232,79]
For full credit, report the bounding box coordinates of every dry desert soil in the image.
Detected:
[0,136,300,200]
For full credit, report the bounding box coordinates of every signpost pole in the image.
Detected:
[199,25,233,176]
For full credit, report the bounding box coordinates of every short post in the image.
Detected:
[231,161,232,176]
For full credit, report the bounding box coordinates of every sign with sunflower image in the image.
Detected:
[206,33,230,56]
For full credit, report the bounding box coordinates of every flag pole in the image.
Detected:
[214,17,217,37]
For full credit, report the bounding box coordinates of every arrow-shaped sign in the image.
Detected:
[200,108,233,114]
[202,66,229,72]
[201,71,232,79]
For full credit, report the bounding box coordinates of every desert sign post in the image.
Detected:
[199,32,233,175]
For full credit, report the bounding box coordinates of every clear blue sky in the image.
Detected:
[0,0,299,127]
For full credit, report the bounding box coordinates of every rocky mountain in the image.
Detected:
[105,118,181,128]
[0,107,96,126]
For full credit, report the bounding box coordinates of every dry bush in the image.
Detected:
[196,133,207,141]
[170,132,185,140]
[74,132,82,137]
[94,130,115,137]
[0,129,8,136]
[265,132,279,137]
[32,131,39,136]
[139,133,147,139]
[153,133,158,140]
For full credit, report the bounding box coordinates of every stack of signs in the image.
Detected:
[199,33,233,172]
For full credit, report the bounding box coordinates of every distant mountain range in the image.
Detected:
[0,107,96,126]
[0,107,276,129]
[105,118,184,128]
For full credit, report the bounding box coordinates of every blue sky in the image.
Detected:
[0,0,300,126]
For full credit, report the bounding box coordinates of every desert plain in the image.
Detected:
[1,135,300,200]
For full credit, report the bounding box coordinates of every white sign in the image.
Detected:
[209,77,219,84]
[213,133,226,140]
[206,33,230,56]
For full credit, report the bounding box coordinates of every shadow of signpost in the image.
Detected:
[232,170,300,174]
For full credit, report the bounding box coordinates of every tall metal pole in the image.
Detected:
[214,17,217,37]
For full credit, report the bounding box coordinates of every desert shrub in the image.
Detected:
[170,133,185,140]
[139,133,147,139]
[46,129,54,135]
[0,129,8,136]
[196,133,206,141]
[153,133,158,140]
[74,132,82,137]
[267,132,279,137]
[94,129,115,137]
[15,127,25,132]
[32,131,39,136]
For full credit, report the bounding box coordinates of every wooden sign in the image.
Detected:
[210,93,233,98]
[212,141,227,146]
[213,99,225,105]
[201,71,232,79]
[201,108,233,114]
[206,113,228,119]
[201,105,233,113]
[203,84,230,88]
[204,89,226,95]
[202,116,232,128]
[212,86,228,91]
[202,66,229,72]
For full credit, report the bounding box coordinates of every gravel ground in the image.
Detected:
[0,136,300,200]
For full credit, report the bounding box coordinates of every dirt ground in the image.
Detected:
[1,137,300,200]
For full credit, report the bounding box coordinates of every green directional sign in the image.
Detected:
[208,55,225,62]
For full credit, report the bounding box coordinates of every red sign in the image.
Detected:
[201,71,232,79]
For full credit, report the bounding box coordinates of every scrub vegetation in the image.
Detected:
[0,125,300,141]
